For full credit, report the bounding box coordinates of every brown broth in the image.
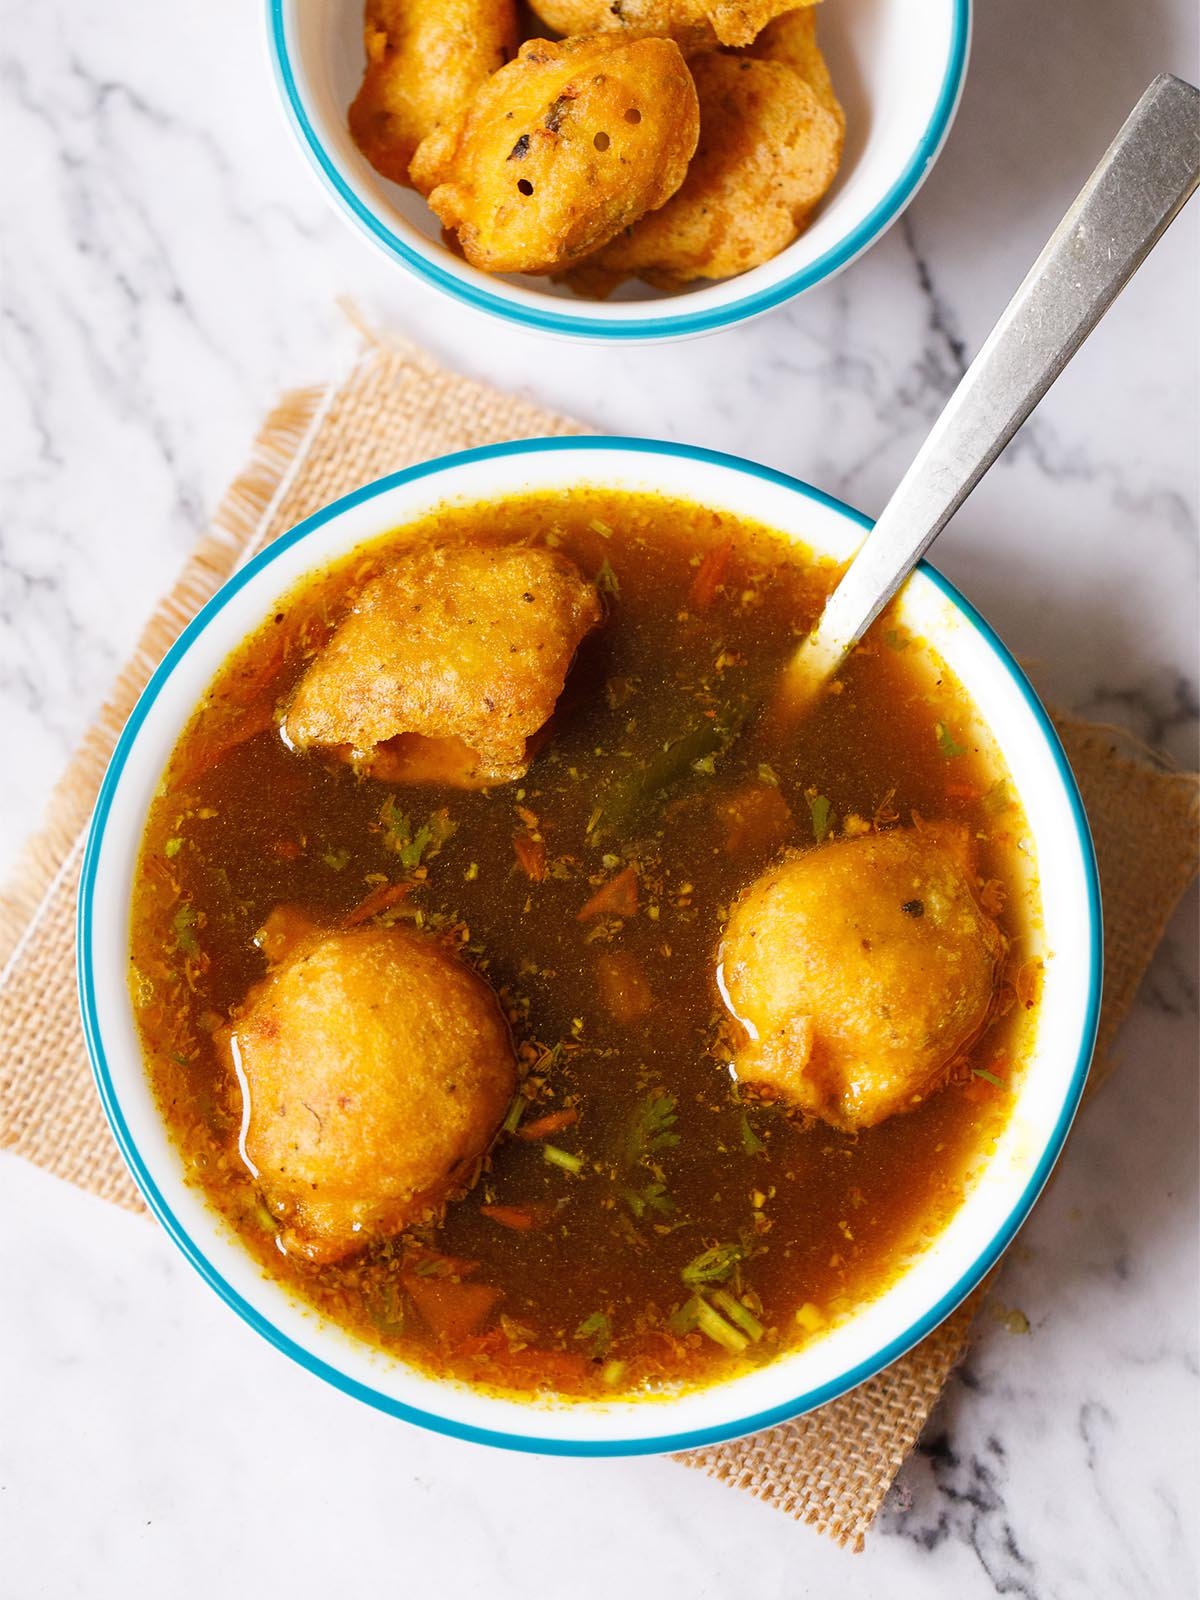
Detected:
[129,490,1039,1401]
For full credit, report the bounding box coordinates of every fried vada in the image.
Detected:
[224,925,517,1263]
[563,53,841,294]
[718,827,1004,1130]
[349,0,518,186]
[525,0,814,50]
[410,34,700,275]
[282,542,602,786]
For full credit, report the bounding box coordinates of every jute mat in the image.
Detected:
[1,339,1196,1548]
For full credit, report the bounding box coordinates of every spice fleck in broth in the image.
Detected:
[129,490,1040,1400]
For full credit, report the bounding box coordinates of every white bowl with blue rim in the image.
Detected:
[79,439,1100,1454]
[265,0,971,341]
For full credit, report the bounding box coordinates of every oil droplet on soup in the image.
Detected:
[129,491,1040,1401]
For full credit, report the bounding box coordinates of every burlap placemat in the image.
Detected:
[1,339,1196,1549]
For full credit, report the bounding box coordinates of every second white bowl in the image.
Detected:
[266,0,972,341]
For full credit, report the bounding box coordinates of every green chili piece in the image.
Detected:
[543,1144,584,1175]
[712,1289,764,1342]
[692,1296,749,1354]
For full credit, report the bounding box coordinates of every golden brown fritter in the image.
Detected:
[564,53,841,294]
[349,0,518,186]
[224,925,516,1263]
[718,827,1004,1130]
[704,0,817,46]
[745,6,844,133]
[525,0,813,50]
[409,34,700,275]
[283,543,602,785]
[524,0,717,53]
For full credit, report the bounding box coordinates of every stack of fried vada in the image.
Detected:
[348,0,843,292]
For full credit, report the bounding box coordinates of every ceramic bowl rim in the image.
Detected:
[77,436,1101,1456]
[264,0,973,341]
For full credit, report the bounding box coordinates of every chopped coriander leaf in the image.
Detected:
[322,847,351,871]
[543,1143,584,1174]
[164,836,183,858]
[379,799,456,867]
[740,1112,766,1157]
[502,1094,526,1134]
[624,1089,679,1167]
[884,627,909,652]
[681,1242,743,1288]
[808,793,833,843]
[172,903,200,956]
[935,722,966,758]
[972,1068,1005,1088]
[619,1179,675,1220]
[757,763,779,786]
[400,823,433,868]
[574,1311,613,1358]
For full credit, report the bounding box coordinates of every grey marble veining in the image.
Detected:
[0,1,1196,1594]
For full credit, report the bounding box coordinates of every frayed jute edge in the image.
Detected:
[676,1281,991,1552]
[0,380,335,975]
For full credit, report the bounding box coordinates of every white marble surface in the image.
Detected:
[1,1,1197,1594]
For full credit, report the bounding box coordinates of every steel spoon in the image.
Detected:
[781,73,1200,710]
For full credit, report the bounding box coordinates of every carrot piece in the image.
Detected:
[945,781,982,801]
[577,864,639,921]
[344,880,413,927]
[687,540,734,609]
[402,1276,502,1343]
[716,783,793,855]
[513,832,547,882]
[516,1108,579,1141]
[479,1204,552,1231]
[595,950,653,1024]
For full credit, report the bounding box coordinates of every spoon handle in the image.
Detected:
[808,72,1200,670]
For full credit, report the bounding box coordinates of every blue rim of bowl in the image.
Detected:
[265,1,972,341]
[78,436,1101,1456]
